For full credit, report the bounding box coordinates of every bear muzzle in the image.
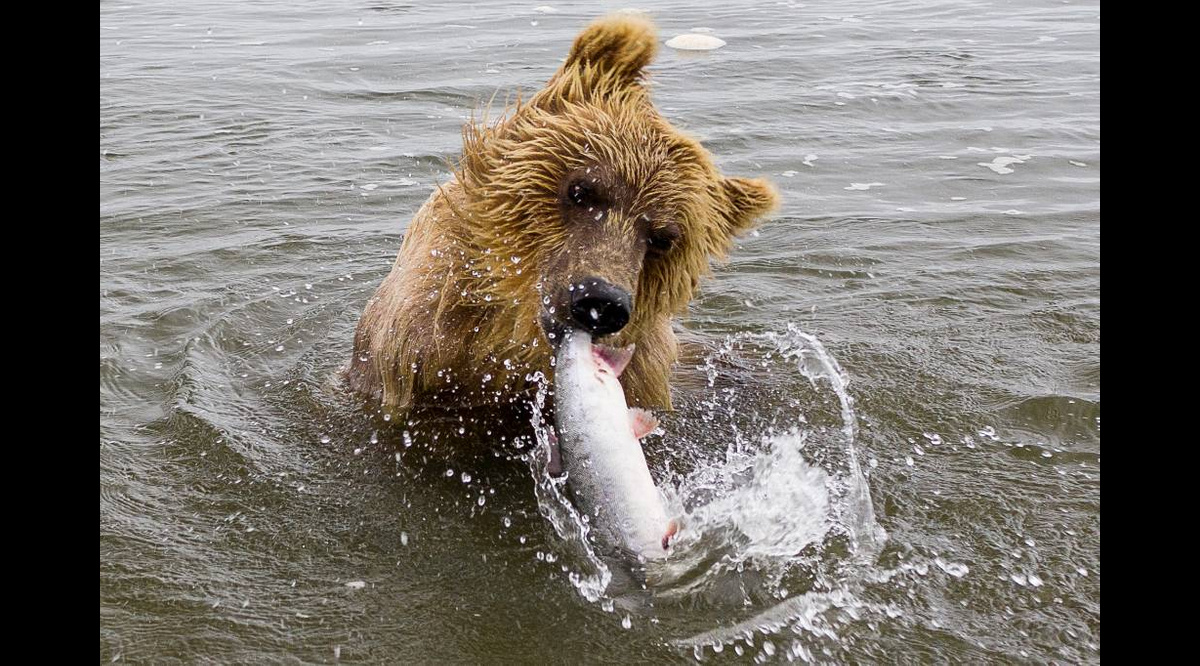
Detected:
[568,277,632,337]
[541,277,634,346]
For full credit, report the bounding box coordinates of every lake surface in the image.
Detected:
[100,0,1100,662]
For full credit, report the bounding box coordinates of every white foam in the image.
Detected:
[978,156,1026,174]
[935,558,970,578]
[666,34,727,51]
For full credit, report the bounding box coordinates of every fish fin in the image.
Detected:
[662,519,679,550]
[594,343,635,376]
[546,430,565,477]
[629,407,659,439]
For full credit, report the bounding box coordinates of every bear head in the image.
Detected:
[451,14,780,360]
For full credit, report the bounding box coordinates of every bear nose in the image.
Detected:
[569,278,632,337]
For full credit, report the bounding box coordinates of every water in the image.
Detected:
[100,0,1100,662]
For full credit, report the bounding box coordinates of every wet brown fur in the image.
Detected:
[347,14,779,419]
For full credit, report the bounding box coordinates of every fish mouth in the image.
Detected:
[541,313,635,368]
[593,342,635,377]
[545,321,636,378]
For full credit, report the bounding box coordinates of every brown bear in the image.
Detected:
[347,14,779,422]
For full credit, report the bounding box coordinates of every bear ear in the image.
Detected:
[541,15,658,104]
[720,177,780,236]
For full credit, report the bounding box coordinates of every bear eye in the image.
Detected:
[567,179,600,208]
[648,224,681,253]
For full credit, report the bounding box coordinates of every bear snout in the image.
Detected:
[567,278,632,337]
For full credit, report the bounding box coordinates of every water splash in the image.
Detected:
[659,326,888,652]
[755,324,885,557]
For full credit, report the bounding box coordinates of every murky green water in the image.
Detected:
[100,0,1099,662]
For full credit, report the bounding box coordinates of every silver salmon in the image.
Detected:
[553,330,678,562]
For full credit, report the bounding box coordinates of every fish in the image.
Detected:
[552,329,678,563]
